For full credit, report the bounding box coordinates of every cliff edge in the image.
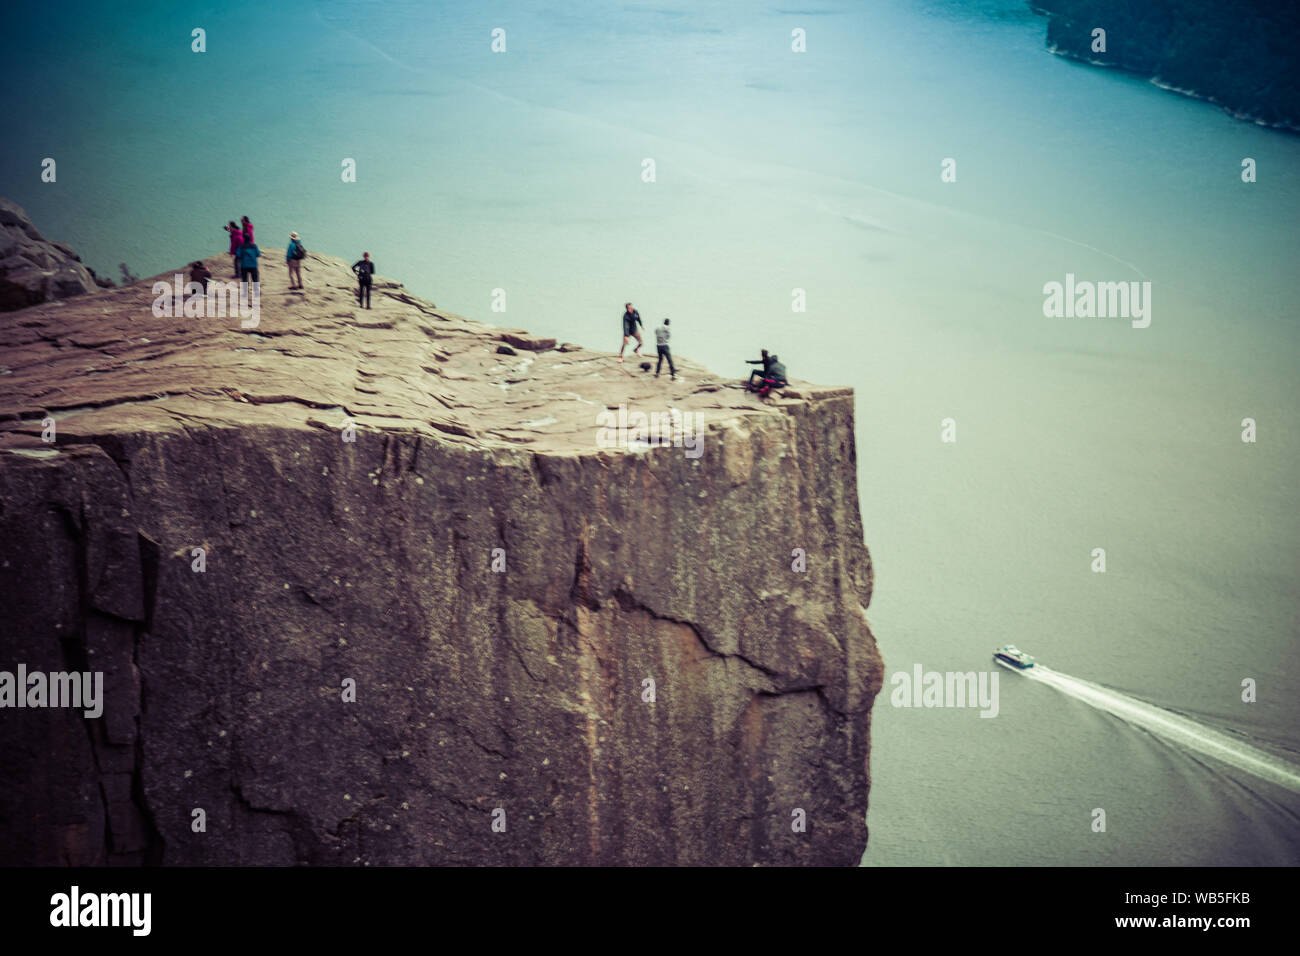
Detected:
[0,232,883,866]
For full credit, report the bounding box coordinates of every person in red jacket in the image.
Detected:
[240,215,254,246]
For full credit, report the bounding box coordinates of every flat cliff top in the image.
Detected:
[0,251,850,453]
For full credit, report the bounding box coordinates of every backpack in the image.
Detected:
[291,241,306,260]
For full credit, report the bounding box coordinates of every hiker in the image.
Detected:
[238,238,261,290]
[745,349,772,389]
[756,353,788,398]
[225,221,243,277]
[618,302,643,363]
[286,232,306,289]
[189,260,212,295]
[655,318,676,380]
[352,252,375,308]
[241,216,254,246]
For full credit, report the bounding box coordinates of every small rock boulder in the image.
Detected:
[0,197,98,312]
[499,331,556,352]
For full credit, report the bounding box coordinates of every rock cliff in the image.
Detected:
[0,198,110,312]
[0,227,883,866]
[1030,0,1300,131]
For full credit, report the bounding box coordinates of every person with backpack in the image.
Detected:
[756,354,788,398]
[618,302,643,363]
[225,221,243,278]
[654,318,676,381]
[352,252,375,308]
[286,232,306,289]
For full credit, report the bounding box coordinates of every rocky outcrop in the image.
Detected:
[1030,0,1300,131]
[0,199,109,312]
[0,229,883,866]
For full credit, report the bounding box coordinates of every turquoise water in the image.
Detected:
[3,0,1298,865]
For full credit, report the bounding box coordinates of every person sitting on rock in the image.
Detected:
[189,260,212,295]
[756,354,788,398]
[745,349,772,390]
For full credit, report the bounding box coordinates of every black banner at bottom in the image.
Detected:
[0,865,1282,942]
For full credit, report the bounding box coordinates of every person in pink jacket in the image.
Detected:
[240,216,254,245]
[225,221,242,277]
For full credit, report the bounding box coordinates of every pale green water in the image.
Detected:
[2,0,1297,864]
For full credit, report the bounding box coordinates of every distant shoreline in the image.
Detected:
[1045,44,1300,136]
[1030,0,1300,136]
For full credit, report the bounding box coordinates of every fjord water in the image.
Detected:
[3,0,1297,864]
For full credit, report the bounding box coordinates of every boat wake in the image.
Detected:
[1023,665,1300,794]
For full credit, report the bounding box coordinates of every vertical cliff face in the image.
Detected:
[0,240,882,866]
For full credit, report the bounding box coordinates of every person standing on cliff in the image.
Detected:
[618,302,643,363]
[240,215,254,246]
[225,221,243,278]
[238,238,261,290]
[654,318,676,381]
[352,252,375,309]
[286,232,306,290]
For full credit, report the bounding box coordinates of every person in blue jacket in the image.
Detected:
[238,239,261,288]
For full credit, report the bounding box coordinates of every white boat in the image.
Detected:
[993,645,1036,670]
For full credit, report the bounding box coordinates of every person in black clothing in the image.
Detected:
[189,260,212,296]
[757,354,788,398]
[745,349,772,390]
[618,302,643,363]
[352,252,375,308]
